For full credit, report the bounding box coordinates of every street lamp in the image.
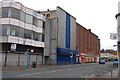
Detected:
[113,43,120,79]
[23,38,30,69]
[115,9,120,79]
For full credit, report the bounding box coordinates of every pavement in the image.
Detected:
[2,65,57,70]
[2,64,119,79]
[86,68,119,80]
[97,68,118,78]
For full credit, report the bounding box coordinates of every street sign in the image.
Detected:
[10,44,16,51]
[70,52,73,58]
[110,33,118,40]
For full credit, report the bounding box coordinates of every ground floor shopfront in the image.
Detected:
[1,43,44,67]
[78,53,99,63]
[2,52,43,67]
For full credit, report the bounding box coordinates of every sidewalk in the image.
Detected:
[97,68,118,78]
[2,65,57,70]
[2,63,96,70]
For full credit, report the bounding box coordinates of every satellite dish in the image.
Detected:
[110,33,118,40]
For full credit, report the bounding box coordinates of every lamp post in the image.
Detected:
[24,49,29,69]
[23,38,30,69]
[115,4,120,78]
[113,44,120,79]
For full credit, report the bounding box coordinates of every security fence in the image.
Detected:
[1,51,43,67]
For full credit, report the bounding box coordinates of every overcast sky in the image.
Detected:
[2,0,119,50]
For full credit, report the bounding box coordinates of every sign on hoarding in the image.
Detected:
[10,44,17,51]
[100,53,109,58]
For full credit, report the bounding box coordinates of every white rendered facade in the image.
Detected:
[0,0,46,53]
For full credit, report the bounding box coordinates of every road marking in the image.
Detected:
[85,75,89,78]
[67,69,71,71]
[19,70,59,77]
[89,75,95,78]
[57,69,64,71]
[45,71,54,73]
[19,72,42,76]
[51,70,57,73]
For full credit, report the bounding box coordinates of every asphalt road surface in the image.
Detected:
[2,62,117,78]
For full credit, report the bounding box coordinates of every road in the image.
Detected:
[2,62,117,78]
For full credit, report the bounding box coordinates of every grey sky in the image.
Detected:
[1,0,119,50]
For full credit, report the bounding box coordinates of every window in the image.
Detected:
[0,26,1,36]
[33,32,42,41]
[33,17,43,27]
[11,8,20,20]
[0,8,2,18]
[24,29,33,39]
[33,16,38,27]
[1,25,8,36]
[2,7,11,18]
[10,25,19,36]
[38,20,43,28]
[0,25,9,36]
[42,34,44,42]
[20,11,25,21]
[19,27,24,38]
[42,21,45,30]
[26,14,33,24]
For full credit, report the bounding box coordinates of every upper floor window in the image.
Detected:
[0,8,2,18]
[33,32,42,41]
[42,34,44,42]
[20,11,25,22]
[33,16,38,27]
[24,29,33,39]
[11,8,20,20]
[10,25,19,36]
[2,7,21,20]
[2,7,11,18]
[42,21,45,30]
[26,14,33,24]
[33,16,43,28]
[0,25,8,36]
[19,27,24,38]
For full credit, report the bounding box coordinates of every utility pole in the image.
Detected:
[117,42,120,80]
[115,2,120,79]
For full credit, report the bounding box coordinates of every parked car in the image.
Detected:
[113,59,118,66]
[99,58,106,64]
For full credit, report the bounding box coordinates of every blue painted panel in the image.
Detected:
[56,48,79,64]
[66,13,70,49]
[56,48,79,54]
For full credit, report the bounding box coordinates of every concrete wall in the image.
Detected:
[57,7,76,50]
[49,18,58,64]
[44,19,51,56]
[40,7,77,64]
[57,7,66,48]
[70,17,76,50]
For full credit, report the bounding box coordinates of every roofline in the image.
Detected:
[57,6,76,20]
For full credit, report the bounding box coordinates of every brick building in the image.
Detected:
[76,23,100,63]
